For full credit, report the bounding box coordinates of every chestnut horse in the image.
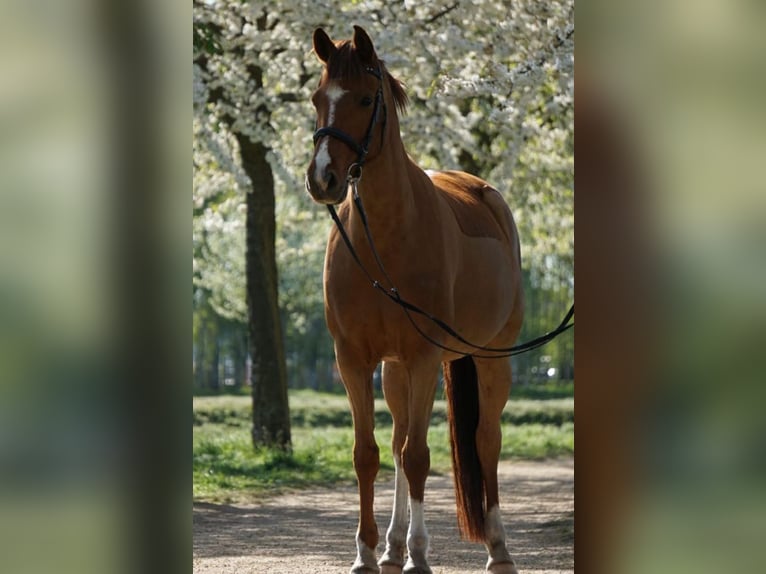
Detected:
[305,26,523,574]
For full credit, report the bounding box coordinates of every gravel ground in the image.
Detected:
[193,457,573,574]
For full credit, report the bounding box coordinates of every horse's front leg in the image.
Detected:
[379,361,410,574]
[337,347,381,574]
[400,356,440,574]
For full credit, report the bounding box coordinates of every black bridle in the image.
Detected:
[312,65,387,176]
[311,65,573,358]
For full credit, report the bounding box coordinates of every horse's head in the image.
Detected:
[305,26,406,205]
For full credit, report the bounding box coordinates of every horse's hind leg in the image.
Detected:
[475,358,518,574]
[336,346,381,573]
[379,361,409,574]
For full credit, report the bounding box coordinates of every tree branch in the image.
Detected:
[425,2,460,25]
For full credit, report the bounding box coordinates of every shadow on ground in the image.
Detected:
[193,458,573,574]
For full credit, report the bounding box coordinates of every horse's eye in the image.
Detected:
[360,95,374,107]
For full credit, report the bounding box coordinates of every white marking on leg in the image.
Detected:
[353,535,378,573]
[313,82,347,186]
[380,454,408,567]
[486,505,506,544]
[405,498,430,569]
[485,505,514,570]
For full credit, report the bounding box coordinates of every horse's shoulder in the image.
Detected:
[426,170,512,242]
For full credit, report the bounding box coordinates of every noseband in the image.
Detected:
[312,65,387,175]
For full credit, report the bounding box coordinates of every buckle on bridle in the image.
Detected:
[346,163,363,184]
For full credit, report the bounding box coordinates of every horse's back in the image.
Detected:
[427,170,518,249]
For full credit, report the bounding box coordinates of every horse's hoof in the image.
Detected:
[379,549,405,573]
[350,563,380,574]
[486,561,518,574]
[379,554,404,574]
[402,562,432,574]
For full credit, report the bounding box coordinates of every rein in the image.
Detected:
[328,169,574,359]
[315,65,573,358]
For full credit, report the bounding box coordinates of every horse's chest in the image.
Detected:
[326,272,401,330]
[325,264,442,352]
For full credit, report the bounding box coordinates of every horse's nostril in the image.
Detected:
[326,171,337,192]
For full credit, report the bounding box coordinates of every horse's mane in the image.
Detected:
[325,41,409,115]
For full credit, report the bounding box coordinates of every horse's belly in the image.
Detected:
[324,237,519,359]
[452,240,519,341]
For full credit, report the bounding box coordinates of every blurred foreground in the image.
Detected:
[0,1,764,573]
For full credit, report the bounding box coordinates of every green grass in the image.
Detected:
[193,389,573,502]
[194,390,574,427]
[193,424,358,501]
[511,379,575,400]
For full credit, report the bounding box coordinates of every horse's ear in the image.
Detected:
[313,28,336,64]
[352,25,376,64]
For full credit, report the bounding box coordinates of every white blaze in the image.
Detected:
[314,83,347,187]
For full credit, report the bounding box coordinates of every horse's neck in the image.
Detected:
[351,146,421,243]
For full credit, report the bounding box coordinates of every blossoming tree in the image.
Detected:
[193,0,574,447]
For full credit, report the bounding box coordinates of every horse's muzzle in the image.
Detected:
[305,167,347,205]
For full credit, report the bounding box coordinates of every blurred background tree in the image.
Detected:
[192,0,574,430]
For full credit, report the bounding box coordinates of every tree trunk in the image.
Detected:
[238,134,291,450]
[208,335,220,390]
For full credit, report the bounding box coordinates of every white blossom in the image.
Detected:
[194,0,573,320]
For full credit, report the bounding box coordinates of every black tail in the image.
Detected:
[443,356,485,542]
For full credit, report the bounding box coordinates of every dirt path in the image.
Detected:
[193,457,573,574]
